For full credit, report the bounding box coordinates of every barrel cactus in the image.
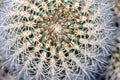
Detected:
[0,0,116,80]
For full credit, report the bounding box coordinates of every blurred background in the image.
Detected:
[0,0,119,80]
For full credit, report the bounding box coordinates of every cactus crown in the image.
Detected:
[0,0,116,80]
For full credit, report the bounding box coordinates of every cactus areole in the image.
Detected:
[0,0,116,80]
